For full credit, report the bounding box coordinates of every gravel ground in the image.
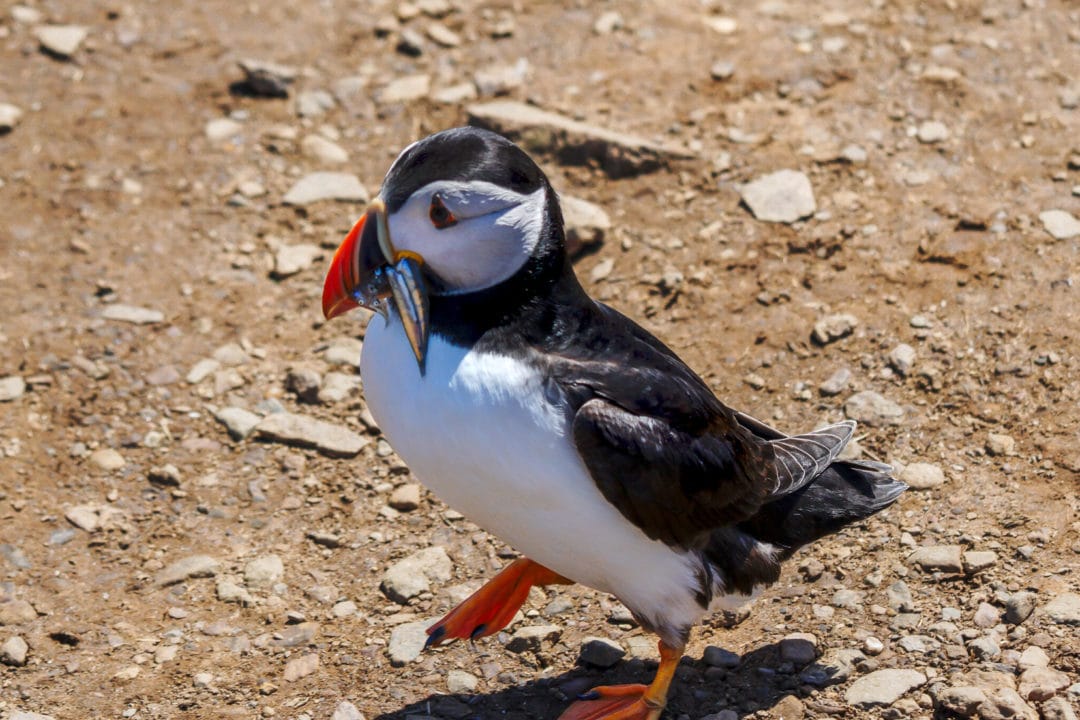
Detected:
[1,1,1078,720]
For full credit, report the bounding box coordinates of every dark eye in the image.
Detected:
[429,195,458,229]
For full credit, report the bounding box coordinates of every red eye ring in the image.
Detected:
[429,195,458,229]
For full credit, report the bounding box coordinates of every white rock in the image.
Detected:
[474,59,530,96]
[562,195,612,256]
[331,701,366,720]
[706,16,738,34]
[186,359,220,384]
[256,412,369,457]
[301,135,349,164]
[844,391,904,426]
[0,104,24,133]
[908,545,963,573]
[283,172,368,205]
[317,372,360,404]
[986,432,1017,456]
[376,74,431,104]
[1,636,29,666]
[244,554,284,588]
[88,448,126,470]
[888,343,917,375]
[593,11,623,34]
[900,462,945,489]
[323,337,364,365]
[273,243,323,278]
[155,555,222,587]
[388,620,431,665]
[845,669,926,707]
[283,653,319,682]
[213,406,261,440]
[1039,210,1080,240]
[0,376,26,402]
[10,6,44,24]
[447,669,479,693]
[1041,592,1080,625]
[739,169,816,223]
[295,89,335,117]
[430,81,478,104]
[426,22,461,47]
[917,120,949,143]
[35,25,88,58]
[381,547,453,602]
[205,118,242,143]
[812,313,858,344]
[101,304,164,324]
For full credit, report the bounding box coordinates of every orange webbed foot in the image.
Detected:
[425,557,570,648]
[558,684,662,720]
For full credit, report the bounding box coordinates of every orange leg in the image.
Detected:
[425,557,571,648]
[558,640,684,720]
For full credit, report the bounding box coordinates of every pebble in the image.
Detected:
[467,100,692,178]
[812,314,858,344]
[155,555,222,587]
[154,645,179,663]
[832,587,865,610]
[388,620,430,665]
[593,10,623,34]
[1042,697,1078,720]
[590,258,615,283]
[447,669,479,693]
[388,484,421,512]
[396,28,424,56]
[819,367,851,396]
[301,135,349,164]
[213,342,249,366]
[283,172,368,205]
[11,5,44,23]
[710,61,736,81]
[148,464,182,488]
[318,372,359,404]
[474,59,530,96]
[840,144,868,164]
[214,406,261,441]
[0,104,23,133]
[562,195,612,257]
[35,24,88,58]
[376,74,431,104]
[286,367,321,403]
[963,550,997,573]
[295,90,335,117]
[0,600,36,625]
[244,554,284,588]
[706,16,738,34]
[779,632,818,665]
[863,636,885,655]
[89,447,126,471]
[1041,593,1080,625]
[380,546,453,603]
[844,669,926,707]
[886,581,915,612]
[1018,646,1049,670]
[0,376,27,402]
[283,653,319,682]
[1019,667,1070,701]
[323,337,364,365]
[205,118,242,143]
[900,462,946,489]
[844,391,904,427]
[426,22,461,47]
[1,635,29,666]
[888,343,917,375]
[273,244,323,278]
[974,602,1001,628]
[331,701,366,720]
[332,600,357,618]
[1038,210,1080,240]
[101,304,164,324]
[982,688,1037,720]
[578,636,625,668]
[193,672,214,688]
[968,636,1000,660]
[986,433,1017,456]
[739,169,817,224]
[256,412,369,458]
[506,624,560,653]
[1006,592,1038,624]
[938,686,987,717]
[917,120,949,143]
[430,81,478,104]
[146,364,180,386]
[703,645,740,668]
[909,544,964,573]
[237,58,296,98]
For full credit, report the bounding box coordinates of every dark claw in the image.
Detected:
[469,624,487,641]
[577,691,600,701]
[424,625,446,649]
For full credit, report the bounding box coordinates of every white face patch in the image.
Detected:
[384,180,547,295]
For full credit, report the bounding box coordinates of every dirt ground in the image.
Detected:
[1,1,1078,719]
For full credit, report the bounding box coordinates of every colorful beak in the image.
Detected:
[321,200,431,372]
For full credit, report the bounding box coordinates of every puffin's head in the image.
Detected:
[322,127,560,367]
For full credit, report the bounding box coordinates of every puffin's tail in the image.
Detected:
[732,412,907,558]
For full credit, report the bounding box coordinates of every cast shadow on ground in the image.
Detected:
[374,640,838,720]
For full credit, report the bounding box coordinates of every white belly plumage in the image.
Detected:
[359,314,719,631]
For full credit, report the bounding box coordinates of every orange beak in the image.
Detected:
[321,213,366,320]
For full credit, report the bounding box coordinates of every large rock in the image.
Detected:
[1018,667,1070,701]
[380,547,453,603]
[283,173,368,205]
[909,545,964,573]
[256,412,369,458]
[739,169,817,223]
[467,100,692,178]
[844,391,904,427]
[1041,592,1080,625]
[387,619,430,666]
[844,669,926,708]
[1039,210,1080,240]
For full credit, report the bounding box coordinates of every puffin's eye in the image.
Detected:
[429,195,457,229]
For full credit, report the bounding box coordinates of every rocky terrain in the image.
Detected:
[1,1,1078,719]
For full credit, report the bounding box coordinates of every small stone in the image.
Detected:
[0,376,26,401]
[332,600,357,618]
[35,25,88,58]
[295,89,335,117]
[193,672,214,688]
[237,58,296,98]
[283,172,368,205]
[376,74,431,104]
[283,653,319,682]
[900,462,945,490]
[886,581,915,612]
[845,391,904,427]
[986,433,1017,456]
[154,644,179,663]
[968,636,1000,660]
[562,195,612,257]
[1006,592,1038,624]
[244,554,284,588]
[256,412,369,458]
[101,304,164,324]
[938,686,987,717]
[0,104,23,134]
[0,600,36,626]
[710,60,735,80]
[11,5,44,23]
[301,135,349,164]
[388,484,421,512]
[706,16,738,34]
[590,258,615,283]
[593,11,623,34]
[331,701,366,720]
[381,547,453,603]
[1041,697,1079,720]
[273,244,323,278]
[917,120,949,143]
[840,144,868,164]
[88,448,126,471]
[812,314,858,344]
[396,28,424,56]
[832,587,865,610]
[388,620,430,665]
[1019,667,1069,701]
[430,81,478,104]
[819,368,851,397]
[863,637,885,655]
[888,343,917,376]
[205,118,242,143]
[844,669,926,708]
[981,688,1038,720]
[113,665,141,681]
[447,669,479,693]
[506,625,560,653]
[779,633,818,665]
[214,406,261,441]
[1039,210,1080,240]
[703,646,740,668]
[974,602,1001,628]
[216,579,253,605]
[740,169,817,224]
[578,637,625,668]
[186,359,219,384]
[1018,646,1049,670]
[426,22,461,47]
[285,367,322,403]
[1,636,29,666]
[148,464,182,488]
[963,551,998,574]
[323,337,364,365]
[474,59,530,97]
[909,545,963,573]
[155,555,222,587]
[317,372,358,404]
[1041,593,1080,625]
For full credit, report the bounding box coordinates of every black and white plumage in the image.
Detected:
[323,127,906,715]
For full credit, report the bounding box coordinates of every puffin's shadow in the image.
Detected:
[374,641,828,720]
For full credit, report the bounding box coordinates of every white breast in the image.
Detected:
[359,314,712,631]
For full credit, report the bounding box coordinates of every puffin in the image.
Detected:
[321,126,906,720]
